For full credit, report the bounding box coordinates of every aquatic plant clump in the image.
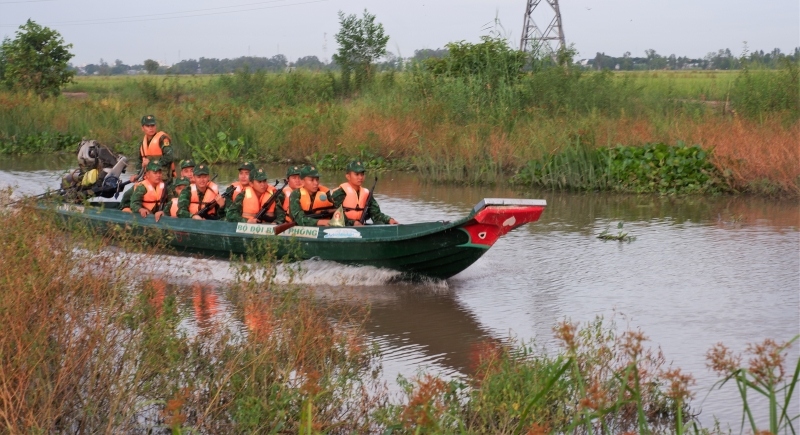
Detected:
[514,142,729,194]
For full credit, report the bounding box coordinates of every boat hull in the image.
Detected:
[49,198,546,280]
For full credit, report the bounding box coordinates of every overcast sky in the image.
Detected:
[2,0,798,66]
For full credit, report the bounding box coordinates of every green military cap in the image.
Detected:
[300,165,320,178]
[286,165,302,177]
[179,158,196,169]
[141,114,157,126]
[250,168,269,182]
[194,164,210,176]
[172,176,191,187]
[145,162,162,172]
[346,160,366,173]
[238,161,256,171]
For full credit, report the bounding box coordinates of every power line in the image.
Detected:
[0,0,326,27]
[8,0,297,25]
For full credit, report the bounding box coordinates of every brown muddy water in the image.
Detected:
[1,155,798,428]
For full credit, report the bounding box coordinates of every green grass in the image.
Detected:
[1,64,797,195]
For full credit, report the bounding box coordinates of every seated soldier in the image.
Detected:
[288,165,334,227]
[274,164,303,224]
[129,162,167,221]
[331,161,398,226]
[177,159,196,184]
[167,177,190,217]
[231,161,255,200]
[226,168,279,223]
[177,164,226,220]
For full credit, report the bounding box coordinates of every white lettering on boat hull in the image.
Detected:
[235,223,319,238]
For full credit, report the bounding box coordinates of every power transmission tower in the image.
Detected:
[520,0,566,61]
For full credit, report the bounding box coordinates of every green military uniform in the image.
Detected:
[118,186,134,210]
[171,159,196,193]
[137,115,174,184]
[330,161,394,225]
[130,163,167,213]
[176,165,225,219]
[273,164,302,224]
[226,168,277,223]
[288,165,333,227]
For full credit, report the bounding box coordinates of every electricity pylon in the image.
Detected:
[520,0,566,62]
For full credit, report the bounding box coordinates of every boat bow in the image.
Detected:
[458,198,547,248]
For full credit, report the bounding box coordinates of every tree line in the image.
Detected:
[2,14,798,99]
[76,45,799,77]
[591,47,800,71]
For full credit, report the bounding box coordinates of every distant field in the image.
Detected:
[63,70,742,101]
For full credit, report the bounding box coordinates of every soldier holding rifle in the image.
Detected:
[287,165,335,227]
[331,161,398,226]
[226,168,281,223]
[177,164,226,220]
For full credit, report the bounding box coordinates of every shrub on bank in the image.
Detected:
[513,142,729,194]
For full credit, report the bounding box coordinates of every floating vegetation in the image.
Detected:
[598,222,637,242]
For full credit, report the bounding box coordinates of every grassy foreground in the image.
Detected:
[1,197,797,433]
[0,66,798,196]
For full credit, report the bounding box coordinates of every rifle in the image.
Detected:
[156,181,170,214]
[192,184,235,220]
[252,179,286,223]
[358,177,378,225]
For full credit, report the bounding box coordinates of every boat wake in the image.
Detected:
[79,247,448,289]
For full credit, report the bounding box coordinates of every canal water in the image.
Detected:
[1,155,798,428]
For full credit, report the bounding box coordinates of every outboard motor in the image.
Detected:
[62,139,129,200]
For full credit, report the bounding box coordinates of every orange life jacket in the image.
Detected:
[297,186,334,215]
[281,185,294,222]
[189,183,220,216]
[140,180,165,212]
[339,183,370,221]
[241,185,278,219]
[140,131,175,176]
[169,197,179,217]
[231,181,247,200]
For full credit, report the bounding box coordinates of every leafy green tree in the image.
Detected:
[332,9,389,94]
[144,59,159,75]
[0,19,74,98]
[423,36,526,84]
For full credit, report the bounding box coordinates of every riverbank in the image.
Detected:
[0,68,797,196]
[1,196,797,433]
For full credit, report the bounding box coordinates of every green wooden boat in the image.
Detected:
[51,198,546,280]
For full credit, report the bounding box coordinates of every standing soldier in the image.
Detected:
[331,161,398,226]
[226,168,279,223]
[288,165,335,227]
[133,114,174,184]
[177,164,225,220]
[129,162,167,222]
[274,164,303,224]
[231,161,255,200]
